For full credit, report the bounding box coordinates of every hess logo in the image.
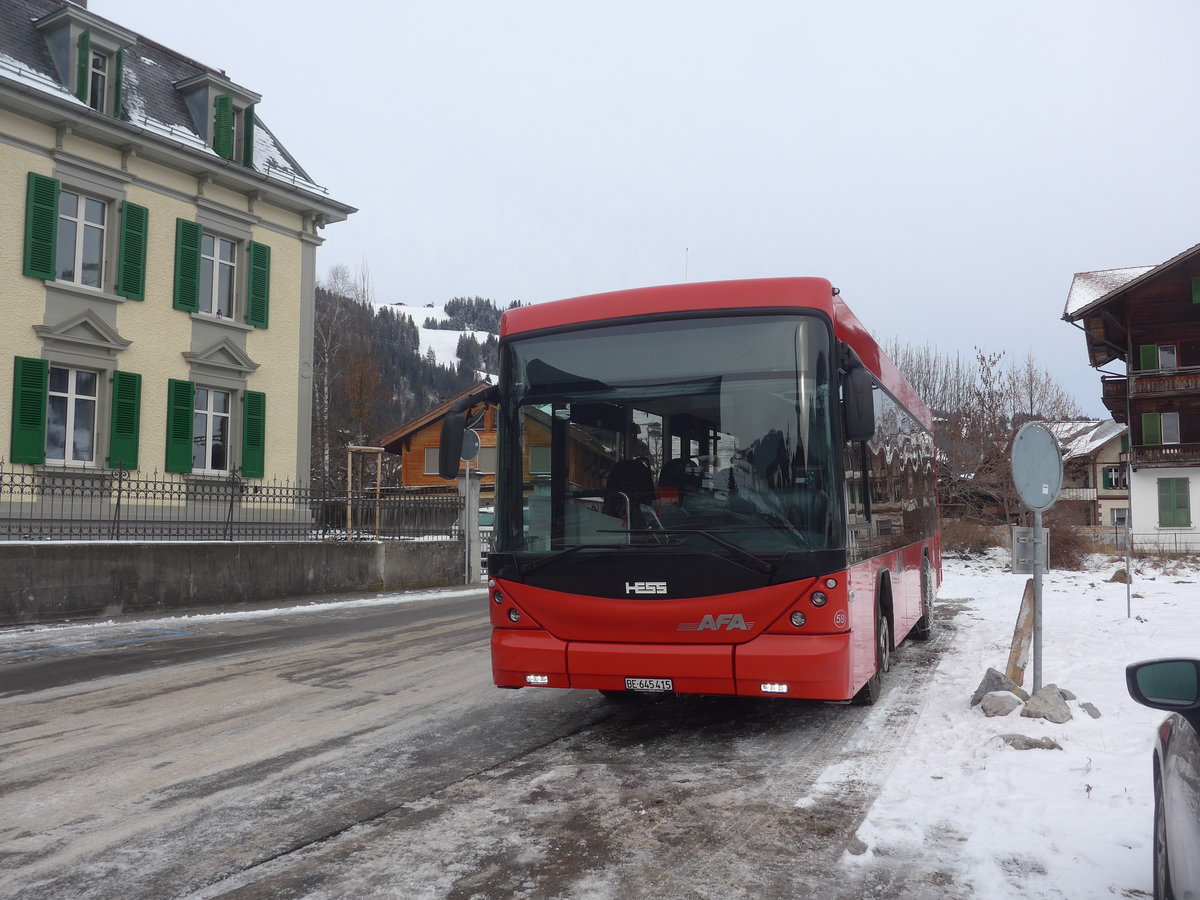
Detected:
[625,581,667,595]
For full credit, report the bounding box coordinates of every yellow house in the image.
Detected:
[1,0,353,487]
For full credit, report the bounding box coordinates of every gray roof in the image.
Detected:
[0,0,320,192]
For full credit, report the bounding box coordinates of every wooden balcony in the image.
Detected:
[1130,443,1200,468]
[1101,368,1200,421]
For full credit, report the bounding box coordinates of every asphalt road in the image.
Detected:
[0,589,955,899]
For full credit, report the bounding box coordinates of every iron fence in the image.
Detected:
[0,465,463,543]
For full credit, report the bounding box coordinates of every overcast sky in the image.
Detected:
[101,0,1200,418]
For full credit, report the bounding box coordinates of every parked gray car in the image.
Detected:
[1126,658,1200,900]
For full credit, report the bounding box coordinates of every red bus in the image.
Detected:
[440,277,940,704]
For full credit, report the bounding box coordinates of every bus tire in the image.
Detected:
[853,603,891,706]
[913,556,934,642]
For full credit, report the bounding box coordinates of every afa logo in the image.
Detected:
[677,613,754,632]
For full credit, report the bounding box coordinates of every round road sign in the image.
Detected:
[1011,422,1063,512]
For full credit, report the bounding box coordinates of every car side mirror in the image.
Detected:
[843,365,875,443]
[1127,658,1200,729]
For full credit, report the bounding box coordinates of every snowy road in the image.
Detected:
[0,585,956,899]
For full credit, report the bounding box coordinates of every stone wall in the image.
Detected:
[0,540,463,625]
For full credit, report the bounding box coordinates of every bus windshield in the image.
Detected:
[495,314,843,556]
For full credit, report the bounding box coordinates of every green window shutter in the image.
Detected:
[1102,468,1113,490]
[1158,478,1191,528]
[75,30,91,102]
[11,357,49,466]
[173,219,202,312]
[242,104,256,168]
[116,201,148,300]
[1142,412,1162,446]
[213,94,234,159]
[113,46,124,117]
[1121,434,1130,453]
[165,379,195,473]
[1139,345,1158,371]
[24,172,60,280]
[241,390,266,478]
[246,241,271,328]
[107,370,141,470]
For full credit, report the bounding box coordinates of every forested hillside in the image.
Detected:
[311,272,510,487]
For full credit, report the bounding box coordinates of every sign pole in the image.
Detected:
[1032,507,1043,692]
[1010,422,1062,695]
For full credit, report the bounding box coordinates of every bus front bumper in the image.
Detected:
[492,629,857,701]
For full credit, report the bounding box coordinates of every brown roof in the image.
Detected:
[378,381,493,454]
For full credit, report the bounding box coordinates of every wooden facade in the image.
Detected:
[379,382,497,493]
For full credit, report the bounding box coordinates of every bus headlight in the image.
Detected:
[810,592,828,607]
[790,611,806,627]
[493,591,505,605]
[508,608,521,623]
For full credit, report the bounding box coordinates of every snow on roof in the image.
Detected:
[1042,419,1125,461]
[1063,267,1154,319]
[0,0,325,194]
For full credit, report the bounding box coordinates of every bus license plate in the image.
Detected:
[625,677,673,692]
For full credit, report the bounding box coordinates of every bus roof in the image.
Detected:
[501,277,932,431]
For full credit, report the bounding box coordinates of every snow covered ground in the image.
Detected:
[2,551,1191,897]
[846,549,1195,898]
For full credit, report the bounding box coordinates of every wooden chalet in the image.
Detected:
[379,382,497,493]
[1065,247,1200,545]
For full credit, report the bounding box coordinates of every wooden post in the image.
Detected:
[1006,578,1035,686]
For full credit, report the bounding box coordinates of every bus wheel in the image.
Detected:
[913,557,934,642]
[853,606,890,706]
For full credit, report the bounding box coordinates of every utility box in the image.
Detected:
[1011,526,1048,575]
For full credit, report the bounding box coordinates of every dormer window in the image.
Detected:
[34,8,134,119]
[175,74,261,168]
[213,95,256,166]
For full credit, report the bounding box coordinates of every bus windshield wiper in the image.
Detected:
[619,529,775,576]
[518,543,623,576]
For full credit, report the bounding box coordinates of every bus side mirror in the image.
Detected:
[438,403,468,479]
[844,366,875,442]
[438,387,499,480]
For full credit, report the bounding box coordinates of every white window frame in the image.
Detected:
[46,365,99,466]
[1159,344,1178,371]
[199,233,238,319]
[56,189,107,289]
[192,386,232,475]
[87,48,111,114]
[1162,412,1181,445]
[424,447,440,476]
[1111,507,1128,527]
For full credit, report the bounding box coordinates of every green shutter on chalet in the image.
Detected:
[213,94,234,159]
[75,30,91,103]
[1158,478,1191,528]
[113,46,124,117]
[106,370,141,470]
[24,172,60,280]
[1143,412,1162,446]
[242,104,256,168]
[11,357,49,466]
[173,219,202,312]
[165,379,195,473]
[1139,345,1159,372]
[245,241,270,328]
[115,201,148,300]
[241,391,266,478]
